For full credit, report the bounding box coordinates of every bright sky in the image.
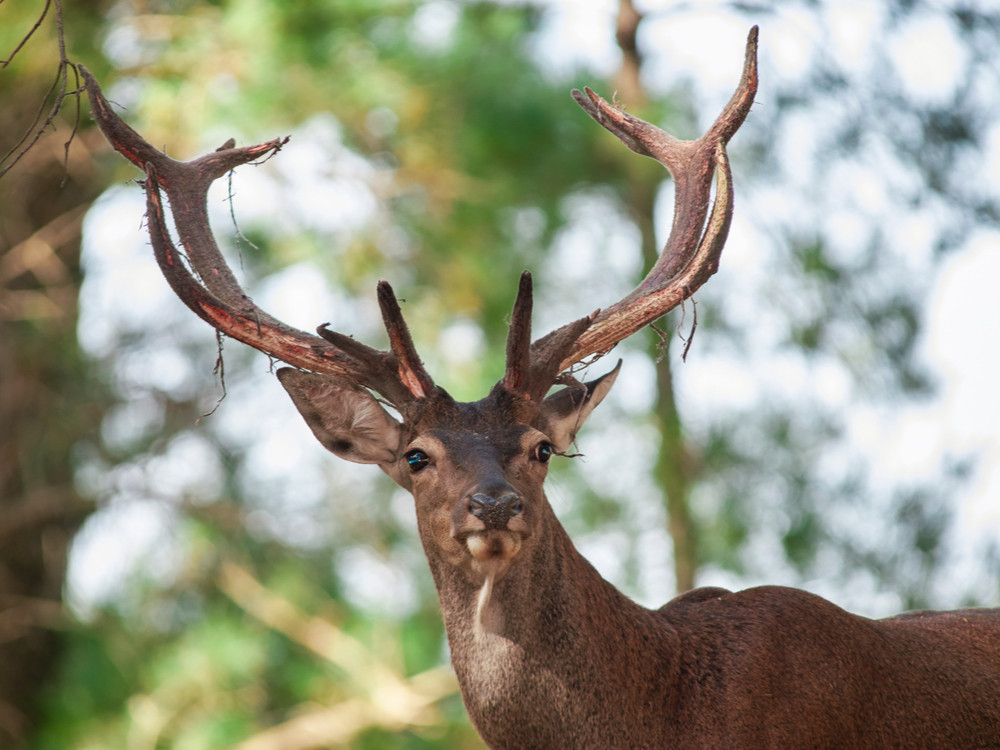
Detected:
[68,1,1000,619]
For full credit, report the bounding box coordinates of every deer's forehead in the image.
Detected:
[418,423,536,459]
[405,388,541,451]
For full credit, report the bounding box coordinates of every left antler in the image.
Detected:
[506,26,759,398]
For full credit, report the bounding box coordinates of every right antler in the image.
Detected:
[507,26,759,400]
[80,67,435,408]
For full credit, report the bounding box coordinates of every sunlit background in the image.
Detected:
[2,1,998,747]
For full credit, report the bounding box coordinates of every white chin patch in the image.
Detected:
[467,531,521,563]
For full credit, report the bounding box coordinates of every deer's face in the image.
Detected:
[402,406,555,583]
[277,367,620,581]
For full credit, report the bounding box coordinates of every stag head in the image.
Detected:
[276,295,621,599]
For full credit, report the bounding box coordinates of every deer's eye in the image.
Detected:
[534,442,557,464]
[405,449,430,473]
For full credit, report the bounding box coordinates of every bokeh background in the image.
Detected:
[2,0,999,747]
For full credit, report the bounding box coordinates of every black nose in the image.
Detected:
[468,492,524,530]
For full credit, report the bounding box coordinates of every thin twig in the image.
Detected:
[225,167,262,268]
[196,330,228,422]
[0,0,82,181]
[0,0,51,68]
[678,297,698,362]
[649,320,670,363]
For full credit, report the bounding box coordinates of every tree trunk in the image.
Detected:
[613,0,698,593]
[0,121,105,746]
[627,180,698,593]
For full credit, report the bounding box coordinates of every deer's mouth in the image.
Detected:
[466,529,522,563]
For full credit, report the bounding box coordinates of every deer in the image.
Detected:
[79,27,1000,749]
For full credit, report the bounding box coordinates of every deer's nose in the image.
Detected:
[468,492,524,530]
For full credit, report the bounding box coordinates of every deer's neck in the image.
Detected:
[424,503,681,748]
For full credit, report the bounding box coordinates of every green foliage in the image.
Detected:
[36,511,481,747]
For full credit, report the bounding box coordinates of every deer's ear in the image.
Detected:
[538,361,621,452]
[277,368,403,467]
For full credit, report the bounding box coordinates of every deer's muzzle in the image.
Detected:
[468,492,523,530]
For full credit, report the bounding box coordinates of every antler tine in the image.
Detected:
[81,66,422,406]
[705,25,760,146]
[503,271,597,401]
[376,281,435,400]
[502,271,534,396]
[539,26,759,374]
[81,66,286,315]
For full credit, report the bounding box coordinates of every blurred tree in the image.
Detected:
[676,1,1000,605]
[0,2,112,745]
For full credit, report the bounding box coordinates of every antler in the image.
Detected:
[508,26,759,396]
[79,66,433,407]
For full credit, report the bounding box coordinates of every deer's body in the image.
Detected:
[81,25,1000,750]
[449,562,1000,748]
[404,392,1000,749]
